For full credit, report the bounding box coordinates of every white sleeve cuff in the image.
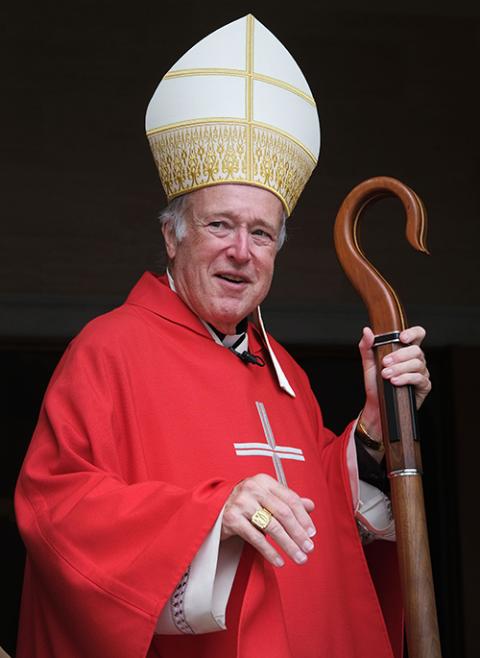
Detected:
[347,426,396,543]
[155,508,243,635]
[355,480,396,543]
[346,423,360,506]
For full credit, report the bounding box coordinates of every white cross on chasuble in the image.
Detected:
[234,402,305,486]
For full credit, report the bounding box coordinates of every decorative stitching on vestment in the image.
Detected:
[356,520,376,545]
[170,567,195,634]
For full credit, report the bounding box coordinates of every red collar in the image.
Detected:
[125,272,265,354]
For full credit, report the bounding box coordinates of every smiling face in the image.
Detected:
[162,184,285,334]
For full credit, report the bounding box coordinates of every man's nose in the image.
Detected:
[227,229,251,263]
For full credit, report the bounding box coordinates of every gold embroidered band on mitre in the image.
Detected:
[147,122,316,216]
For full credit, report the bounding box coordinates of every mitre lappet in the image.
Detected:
[145,14,321,216]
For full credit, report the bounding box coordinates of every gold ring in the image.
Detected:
[250,507,273,531]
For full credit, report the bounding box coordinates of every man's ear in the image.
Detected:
[161,221,177,260]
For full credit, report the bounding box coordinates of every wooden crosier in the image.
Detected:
[334,176,442,658]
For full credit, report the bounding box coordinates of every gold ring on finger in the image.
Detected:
[250,507,273,531]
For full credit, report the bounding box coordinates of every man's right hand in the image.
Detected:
[220,473,316,567]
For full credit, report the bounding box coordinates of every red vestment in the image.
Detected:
[15,272,400,658]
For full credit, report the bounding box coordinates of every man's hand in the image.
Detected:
[358,325,431,439]
[221,473,316,568]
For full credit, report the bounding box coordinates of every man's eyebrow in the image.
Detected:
[204,211,278,231]
[204,211,237,220]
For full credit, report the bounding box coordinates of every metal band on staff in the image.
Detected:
[388,468,423,478]
[373,331,402,347]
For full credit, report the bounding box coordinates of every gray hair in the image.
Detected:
[158,195,190,242]
[159,192,287,251]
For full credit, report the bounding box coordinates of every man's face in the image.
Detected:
[163,184,284,334]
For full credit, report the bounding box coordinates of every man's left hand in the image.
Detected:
[358,326,431,439]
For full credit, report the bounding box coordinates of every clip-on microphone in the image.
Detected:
[230,348,265,367]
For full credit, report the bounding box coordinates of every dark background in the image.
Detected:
[2,1,479,656]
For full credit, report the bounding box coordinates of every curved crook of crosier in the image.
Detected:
[333,176,429,336]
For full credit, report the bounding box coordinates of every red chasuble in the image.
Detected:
[15,273,400,658]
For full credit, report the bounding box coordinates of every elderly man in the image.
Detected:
[15,15,430,658]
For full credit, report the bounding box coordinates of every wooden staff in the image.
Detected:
[334,176,442,658]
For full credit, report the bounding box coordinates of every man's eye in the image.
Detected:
[253,229,273,240]
[208,221,227,229]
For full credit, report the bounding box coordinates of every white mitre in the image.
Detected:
[145,14,320,216]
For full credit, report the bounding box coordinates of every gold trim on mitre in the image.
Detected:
[146,118,317,165]
[147,121,315,215]
[145,15,320,216]
[163,69,316,106]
